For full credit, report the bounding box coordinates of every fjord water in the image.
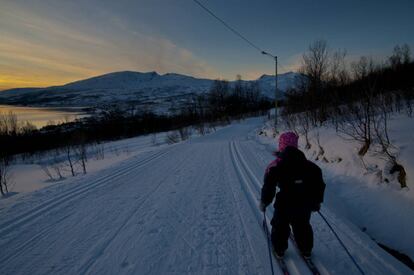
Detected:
[0,105,87,128]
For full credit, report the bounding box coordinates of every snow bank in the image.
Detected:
[2,125,225,200]
[258,113,414,260]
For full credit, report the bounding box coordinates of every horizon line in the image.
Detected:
[0,70,296,92]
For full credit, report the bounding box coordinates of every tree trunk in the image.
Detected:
[67,149,75,176]
[358,140,370,156]
[0,185,4,196]
[390,163,407,188]
[82,159,86,175]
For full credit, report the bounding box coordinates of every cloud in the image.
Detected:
[279,54,303,73]
[0,1,217,90]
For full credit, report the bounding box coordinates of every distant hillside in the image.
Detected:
[0,71,300,112]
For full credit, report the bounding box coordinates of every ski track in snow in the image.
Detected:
[0,118,412,275]
[237,137,411,275]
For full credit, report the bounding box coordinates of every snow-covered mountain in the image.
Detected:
[0,71,300,111]
[256,72,298,94]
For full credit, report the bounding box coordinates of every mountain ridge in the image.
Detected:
[0,70,300,111]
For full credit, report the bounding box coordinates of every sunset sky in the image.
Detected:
[1,0,413,90]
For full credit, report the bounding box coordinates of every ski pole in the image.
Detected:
[318,210,365,275]
[263,211,275,275]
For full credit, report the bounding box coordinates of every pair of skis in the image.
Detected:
[262,215,321,275]
[274,255,290,275]
[289,235,321,275]
[272,243,320,275]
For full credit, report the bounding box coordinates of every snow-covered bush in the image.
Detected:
[178,127,190,141]
[166,131,180,144]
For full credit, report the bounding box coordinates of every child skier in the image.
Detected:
[260,131,325,258]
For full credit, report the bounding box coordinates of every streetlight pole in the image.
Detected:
[262,51,278,129]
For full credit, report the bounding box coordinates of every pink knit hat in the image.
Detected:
[278,131,299,152]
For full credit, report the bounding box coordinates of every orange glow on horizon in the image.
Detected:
[0,77,65,91]
[0,1,219,92]
[0,74,100,91]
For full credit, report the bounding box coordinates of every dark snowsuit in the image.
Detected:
[261,146,325,254]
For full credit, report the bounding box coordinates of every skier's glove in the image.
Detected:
[259,201,267,212]
[311,203,321,212]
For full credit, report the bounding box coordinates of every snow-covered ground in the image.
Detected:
[259,113,414,263]
[5,128,213,195]
[0,117,412,274]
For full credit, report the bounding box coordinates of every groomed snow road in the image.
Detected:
[0,118,412,275]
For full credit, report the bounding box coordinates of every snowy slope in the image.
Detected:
[257,72,299,94]
[0,118,411,274]
[0,71,299,109]
[62,71,211,91]
[259,112,414,265]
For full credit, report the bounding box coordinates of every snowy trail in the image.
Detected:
[229,140,312,275]
[0,148,171,236]
[0,118,412,274]
[236,138,412,274]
